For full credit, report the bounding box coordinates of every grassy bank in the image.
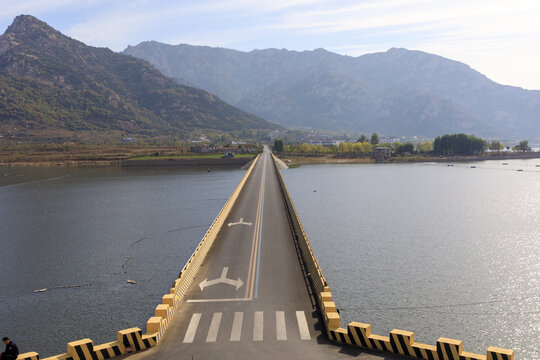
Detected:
[277,152,540,167]
[0,143,257,166]
[277,155,375,167]
[130,153,254,160]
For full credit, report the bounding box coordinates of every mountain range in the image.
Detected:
[0,15,276,142]
[124,42,540,139]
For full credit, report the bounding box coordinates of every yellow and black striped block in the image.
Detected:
[325,311,340,330]
[412,342,440,360]
[347,322,371,348]
[93,341,122,360]
[162,294,174,307]
[368,334,392,352]
[460,351,486,360]
[437,337,463,360]
[118,328,154,352]
[67,339,97,360]
[319,292,332,303]
[390,329,416,357]
[487,347,514,360]
[142,334,157,347]
[147,316,162,335]
[16,352,39,360]
[327,328,350,344]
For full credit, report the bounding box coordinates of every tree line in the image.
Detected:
[274,133,533,156]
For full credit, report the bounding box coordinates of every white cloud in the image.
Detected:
[1,0,539,88]
[0,0,108,17]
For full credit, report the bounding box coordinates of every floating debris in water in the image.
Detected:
[126,280,136,284]
[122,256,132,268]
[34,284,92,293]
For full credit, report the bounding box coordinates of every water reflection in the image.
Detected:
[283,160,539,360]
[0,166,243,356]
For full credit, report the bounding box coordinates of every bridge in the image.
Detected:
[17,148,513,360]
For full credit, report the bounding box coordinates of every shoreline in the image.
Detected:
[278,151,540,167]
[2,147,540,167]
[0,144,258,167]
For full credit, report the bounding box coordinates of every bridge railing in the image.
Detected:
[17,155,261,360]
[270,154,514,360]
[146,153,260,341]
[270,154,327,296]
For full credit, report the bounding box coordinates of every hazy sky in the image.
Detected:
[1,0,539,90]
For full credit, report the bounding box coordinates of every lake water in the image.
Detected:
[283,160,539,359]
[0,166,243,357]
[1,160,538,359]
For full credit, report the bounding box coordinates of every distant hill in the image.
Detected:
[0,16,277,142]
[124,42,540,138]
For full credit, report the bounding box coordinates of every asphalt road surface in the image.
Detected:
[126,149,400,360]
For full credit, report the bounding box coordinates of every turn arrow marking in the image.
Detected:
[199,267,244,291]
[227,218,253,227]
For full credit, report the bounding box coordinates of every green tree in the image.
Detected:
[396,142,415,154]
[488,140,503,151]
[357,134,368,143]
[273,138,284,152]
[370,133,379,145]
[416,141,433,154]
[433,134,487,155]
[514,140,531,152]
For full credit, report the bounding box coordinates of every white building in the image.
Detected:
[379,136,400,144]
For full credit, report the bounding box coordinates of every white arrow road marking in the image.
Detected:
[199,267,244,291]
[227,217,253,227]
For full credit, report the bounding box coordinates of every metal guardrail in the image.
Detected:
[270,154,327,296]
[270,154,514,360]
[20,155,262,360]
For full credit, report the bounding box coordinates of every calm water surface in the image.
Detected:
[283,160,539,360]
[0,166,243,356]
[1,160,538,359]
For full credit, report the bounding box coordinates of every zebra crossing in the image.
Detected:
[182,310,312,343]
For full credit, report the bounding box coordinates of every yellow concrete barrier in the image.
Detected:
[271,153,513,360]
[67,338,95,360]
[348,322,372,348]
[390,329,416,356]
[162,294,174,306]
[147,154,261,343]
[20,156,262,360]
[16,352,39,360]
[487,347,514,360]
[270,154,327,296]
[146,316,162,335]
[118,327,154,353]
[93,341,122,360]
[437,337,463,360]
[412,342,439,360]
[327,327,350,343]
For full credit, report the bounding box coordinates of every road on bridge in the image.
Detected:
[126,148,399,360]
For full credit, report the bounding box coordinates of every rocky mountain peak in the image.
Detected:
[5,15,56,38]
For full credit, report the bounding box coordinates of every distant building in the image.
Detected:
[379,136,400,144]
[373,147,392,162]
[308,139,344,147]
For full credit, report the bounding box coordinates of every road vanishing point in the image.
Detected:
[125,148,401,360]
